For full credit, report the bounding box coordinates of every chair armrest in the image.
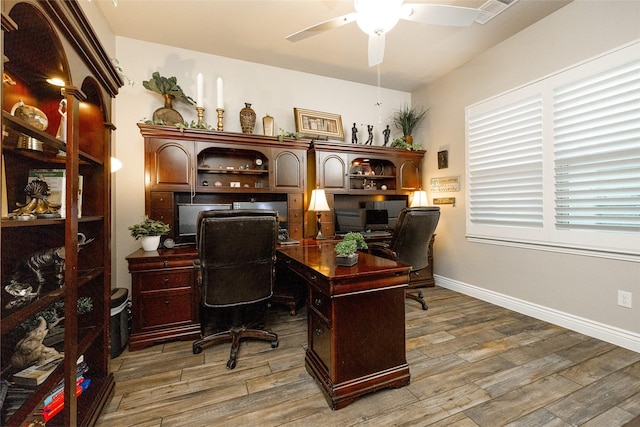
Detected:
[368,242,398,261]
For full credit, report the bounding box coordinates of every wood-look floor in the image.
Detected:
[96,287,640,427]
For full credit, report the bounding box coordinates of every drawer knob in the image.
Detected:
[310,275,317,281]
[314,298,322,306]
[315,327,323,336]
[163,260,169,267]
[164,300,170,305]
[164,278,169,284]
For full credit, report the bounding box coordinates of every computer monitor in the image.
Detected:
[176,203,231,237]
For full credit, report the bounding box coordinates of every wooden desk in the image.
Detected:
[276,240,411,410]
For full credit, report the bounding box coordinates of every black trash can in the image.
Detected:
[110,288,130,358]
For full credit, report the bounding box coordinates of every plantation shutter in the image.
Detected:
[467,95,544,228]
[553,58,640,233]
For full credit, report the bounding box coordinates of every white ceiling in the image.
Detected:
[95,0,572,92]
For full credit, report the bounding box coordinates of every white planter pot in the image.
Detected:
[140,235,161,251]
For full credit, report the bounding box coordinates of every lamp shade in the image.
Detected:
[308,188,331,212]
[410,190,429,207]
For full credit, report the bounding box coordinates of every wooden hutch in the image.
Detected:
[1,1,122,425]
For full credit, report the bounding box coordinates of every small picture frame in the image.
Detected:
[294,108,344,140]
[438,150,449,169]
[230,181,241,188]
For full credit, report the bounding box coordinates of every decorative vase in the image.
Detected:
[141,235,161,252]
[240,103,256,134]
[336,253,359,267]
[263,114,274,136]
[404,135,413,145]
[152,94,184,126]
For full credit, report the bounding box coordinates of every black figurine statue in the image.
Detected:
[4,233,94,309]
[383,125,391,146]
[351,123,358,144]
[365,125,374,145]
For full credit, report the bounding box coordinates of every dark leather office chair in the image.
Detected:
[192,210,279,369]
[369,207,440,310]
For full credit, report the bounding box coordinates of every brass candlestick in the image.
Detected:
[196,106,205,126]
[216,108,224,131]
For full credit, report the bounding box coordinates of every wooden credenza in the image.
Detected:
[276,240,412,410]
[126,247,200,351]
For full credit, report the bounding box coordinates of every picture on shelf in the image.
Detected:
[294,108,344,140]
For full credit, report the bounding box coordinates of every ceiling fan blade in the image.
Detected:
[286,13,358,42]
[368,32,385,67]
[401,3,485,27]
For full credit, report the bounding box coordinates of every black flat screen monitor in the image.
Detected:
[177,203,231,237]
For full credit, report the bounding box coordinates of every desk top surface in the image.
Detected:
[276,239,410,281]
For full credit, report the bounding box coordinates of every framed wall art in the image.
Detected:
[294,108,344,140]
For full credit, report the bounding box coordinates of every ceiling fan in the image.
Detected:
[286,0,490,67]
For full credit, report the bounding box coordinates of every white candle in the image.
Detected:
[196,73,204,107]
[216,77,224,109]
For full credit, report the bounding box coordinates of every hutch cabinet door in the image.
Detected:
[147,139,194,190]
[317,152,348,191]
[272,148,305,190]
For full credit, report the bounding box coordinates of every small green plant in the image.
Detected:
[142,72,195,105]
[390,137,422,151]
[334,232,368,256]
[15,298,93,335]
[128,215,170,240]
[278,128,302,142]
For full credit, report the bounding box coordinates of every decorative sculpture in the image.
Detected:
[383,125,391,146]
[4,234,94,309]
[13,178,61,217]
[365,125,374,145]
[351,123,358,144]
[10,317,62,371]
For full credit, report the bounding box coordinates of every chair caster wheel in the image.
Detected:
[193,346,202,354]
[271,340,279,349]
[226,359,236,369]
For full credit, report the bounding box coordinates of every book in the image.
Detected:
[27,169,83,218]
[12,356,63,387]
[43,376,84,407]
[42,378,90,422]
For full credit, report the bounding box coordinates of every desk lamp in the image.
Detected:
[308,188,331,240]
[410,190,429,207]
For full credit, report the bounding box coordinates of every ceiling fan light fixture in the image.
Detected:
[355,0,403,35]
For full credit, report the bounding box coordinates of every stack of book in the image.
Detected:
[41,359,90,422]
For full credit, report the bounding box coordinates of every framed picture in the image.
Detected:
[294,108,344,140]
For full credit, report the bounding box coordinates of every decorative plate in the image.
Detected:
[11,100,48,131]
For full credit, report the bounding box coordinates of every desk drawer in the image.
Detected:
[138,269,193,292]
[310,287,331,320]
[309,310,331,373]
[150,191,173,209]
[138,289,193,330]
[129,258,195,272]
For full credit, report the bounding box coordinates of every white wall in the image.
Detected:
[414,0,640,351]
[110,37,411,294]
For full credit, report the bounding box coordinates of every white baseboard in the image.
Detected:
[434,275,640,353]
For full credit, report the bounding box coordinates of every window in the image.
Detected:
[466,42,640,259]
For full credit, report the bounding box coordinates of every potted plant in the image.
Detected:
[334,232,368,267]
[128,215,170,251]
[392,104,428,145]
[142,72,195,126]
